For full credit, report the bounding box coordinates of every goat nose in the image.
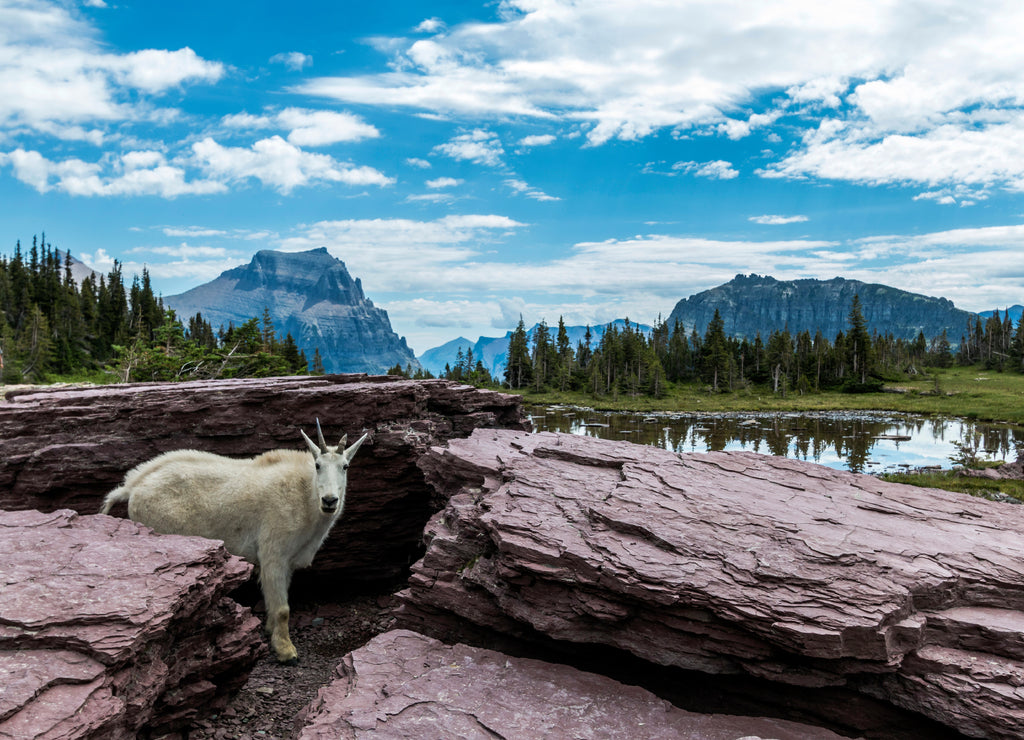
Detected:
[323,496,338,506]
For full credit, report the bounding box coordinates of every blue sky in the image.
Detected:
[3,0,1024,354]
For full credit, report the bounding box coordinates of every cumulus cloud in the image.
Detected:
[270,51,312,71]
[414,18,446,33]
[673,160,739,180]
[1,147,226,197]
[222,107,379,146]
[291,0,1024,192]
[0,1,223,131]
[518,134,556,147]
[191,136,394,193]
[433,129,504,166]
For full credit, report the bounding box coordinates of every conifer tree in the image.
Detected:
[504,316,532,389]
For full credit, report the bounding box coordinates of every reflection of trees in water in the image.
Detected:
[525,406,1024,472]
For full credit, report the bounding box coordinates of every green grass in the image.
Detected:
[880,469,1024,503]
[518,366,1024,425]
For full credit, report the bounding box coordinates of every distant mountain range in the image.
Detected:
[980,305,1024,324]
[417,320,652,378]
[164,248,418,374]
[667,274,978,342]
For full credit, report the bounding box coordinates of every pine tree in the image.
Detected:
[504,316,532,389]
[846,295,874,386]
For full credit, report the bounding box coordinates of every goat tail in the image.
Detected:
[100,485,131,515]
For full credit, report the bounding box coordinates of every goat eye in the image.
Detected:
[343,464,349,470]
[315,461,321,470]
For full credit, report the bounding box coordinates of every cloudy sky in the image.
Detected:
[3,0,1024,353]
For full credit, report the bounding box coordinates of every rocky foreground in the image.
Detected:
[3,378,1023,738]
[0,509,261,738]
[397,429,1024,739]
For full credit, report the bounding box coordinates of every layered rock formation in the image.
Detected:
[295,629,851,739]
[165,248,419,373]
[0,508,263,738]
[399,429,1024,739]
[0,374,527,583]
[667,273,975,341]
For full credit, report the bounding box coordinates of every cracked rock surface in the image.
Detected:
[0,508,262,739]
[399,429,1024,739]
[295,628,850,739]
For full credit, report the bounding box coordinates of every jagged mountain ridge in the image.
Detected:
[418,320,652,378]
[164,248,418,374]
[668,274,978,342]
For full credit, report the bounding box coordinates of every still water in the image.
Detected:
[526,405,1023,474]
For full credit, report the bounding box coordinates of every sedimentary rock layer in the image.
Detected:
[0,508,263,738]
[0,375,526,582]
[295,629,849,739]
[400,429,1024,739]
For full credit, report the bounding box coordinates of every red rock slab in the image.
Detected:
[0,375,526,584]
[295,629,852,739]
[400,429,1024,739]
[0,509,263,738]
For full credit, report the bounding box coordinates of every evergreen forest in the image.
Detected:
[417,295,1024,399]
[0,236,314,384]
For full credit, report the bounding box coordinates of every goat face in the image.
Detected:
[300,421,369,517]
[312,450,348,514]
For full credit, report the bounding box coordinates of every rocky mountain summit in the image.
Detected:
[164,248,418,374]
[668,273,976,341]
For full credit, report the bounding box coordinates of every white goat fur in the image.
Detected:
[100,424,368,664]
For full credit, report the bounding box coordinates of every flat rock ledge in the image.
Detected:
[398,429,1024,740]
[295,628,848,739]
[0,374,526,583]
[0,509,263,739]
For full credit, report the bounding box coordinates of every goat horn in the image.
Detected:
[315,418,327,451]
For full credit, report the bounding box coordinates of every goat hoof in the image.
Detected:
[280,656,299,666]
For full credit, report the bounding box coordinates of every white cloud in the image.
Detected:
[270,51,312,71]
[111,48,224,93]
[0,3,222,132]
[762,118,1024,191]
[505,177,559,201]
[518,134,555,147]
[425,176,462,188]
[674,160,739,180]
[291,0,1024,191]
[1,147,226,197]
[191,136,394,193]
[414,18,446,34]
[276,108,379,146]
[162,227,228,238]
[222,108,379,146]
[405,157,432,168]
[749,214,809,225]
[433,129,504,166]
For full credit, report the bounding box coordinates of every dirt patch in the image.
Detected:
[187,589,398,739]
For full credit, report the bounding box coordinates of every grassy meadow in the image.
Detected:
[519,366,1024,425]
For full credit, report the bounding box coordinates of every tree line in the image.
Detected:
[488,295,1024,398]
[0,236,316,384]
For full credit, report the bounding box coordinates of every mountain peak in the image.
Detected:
[165,249,417,374]
[668,275,973,341]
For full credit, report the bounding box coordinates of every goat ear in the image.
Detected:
[344,432,369,460]
[300,429,321,456]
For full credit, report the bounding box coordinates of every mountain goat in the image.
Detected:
[100,422,368,665]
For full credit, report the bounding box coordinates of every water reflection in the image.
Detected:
[526,406,1023,474]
